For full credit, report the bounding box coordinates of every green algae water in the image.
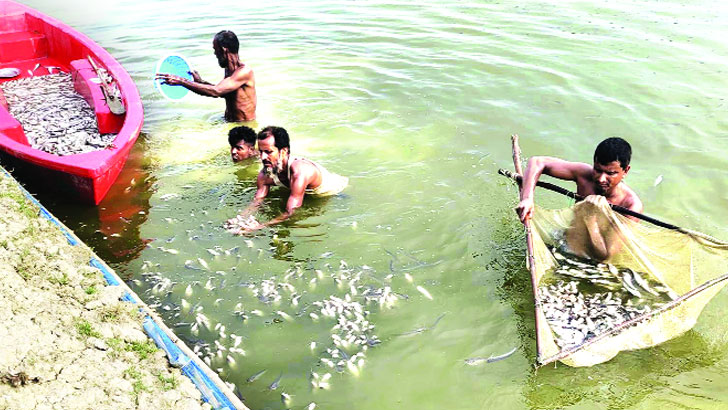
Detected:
[14,0,728,408]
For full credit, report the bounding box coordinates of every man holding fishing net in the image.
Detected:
[515,137,643,261]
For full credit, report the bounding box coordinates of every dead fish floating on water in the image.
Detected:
[416,285,433,300]
[399,313,446,337]
[281,392,292,406]
[464,346,518,366]
[246,369,267,383]
[268,372,283,391]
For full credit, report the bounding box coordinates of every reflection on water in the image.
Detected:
[26,135,154,266]
[525,332,720,409]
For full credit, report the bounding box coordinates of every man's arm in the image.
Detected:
[155,67,251,98]
[515,156,592,223]
[189,70,213,85]
[231,165,312,234]
[258,165,309,228]
[225,172,272,234]
[243,172,271,215]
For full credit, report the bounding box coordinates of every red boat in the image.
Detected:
[0,0,142,204]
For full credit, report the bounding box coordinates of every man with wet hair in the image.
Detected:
[228,126,258,162]
[156,30,256,122]
[515,137,642,260]
[225,126,348,233]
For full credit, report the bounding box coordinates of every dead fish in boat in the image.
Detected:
[0,67,20,78]
[247,369,267,383]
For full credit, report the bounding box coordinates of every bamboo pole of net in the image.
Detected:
[510,134,543,362]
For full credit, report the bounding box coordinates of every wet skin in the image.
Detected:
[231,142,256,162]
[155,40,256,122]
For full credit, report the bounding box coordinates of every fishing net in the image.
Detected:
[528,195,728,367]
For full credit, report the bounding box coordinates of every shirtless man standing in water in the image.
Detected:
[156,30,256,122]
[515,137,643,261]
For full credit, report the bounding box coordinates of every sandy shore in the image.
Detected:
[0,169,210,410]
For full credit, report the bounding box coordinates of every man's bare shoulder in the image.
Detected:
[538,156,593,181]
[620,184,643,213]
[290,158,320,181]
[233,65,254,80]
[290,158,317,173]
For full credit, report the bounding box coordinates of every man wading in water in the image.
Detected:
[515,137,643,261]
[228,125,258,162]
[225,126,348,234]
[156,30,256,122]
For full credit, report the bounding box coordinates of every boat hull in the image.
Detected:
[0,0,143,204]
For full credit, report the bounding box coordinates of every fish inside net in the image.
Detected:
[528,197,728,367]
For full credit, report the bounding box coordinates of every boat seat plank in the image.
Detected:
[0,10,26,34]
[0,30,47,63]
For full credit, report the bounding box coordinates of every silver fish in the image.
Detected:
[281,392,292,405]
[268,372,283,390]
[620,271,642,298]
[247,369,267,383]
[629,269,659,296]
[464,347,517,365]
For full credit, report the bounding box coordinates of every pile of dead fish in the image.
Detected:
[539,250,680,349]
[223,214,260,234]
[0,73,116,155]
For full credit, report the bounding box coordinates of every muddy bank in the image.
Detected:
[0,169,210,410]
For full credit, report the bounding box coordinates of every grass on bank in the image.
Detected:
[76,319,102,339]
[0,188,38,220]
[123,366,149,404]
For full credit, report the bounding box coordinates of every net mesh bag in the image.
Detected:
[528,196,728,367]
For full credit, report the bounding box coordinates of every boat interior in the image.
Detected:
[0,1,123,147]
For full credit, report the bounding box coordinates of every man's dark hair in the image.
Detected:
[258,126,290,151]
[228,126,257,147]
[594,137,631,169]
[214,30,239,54]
